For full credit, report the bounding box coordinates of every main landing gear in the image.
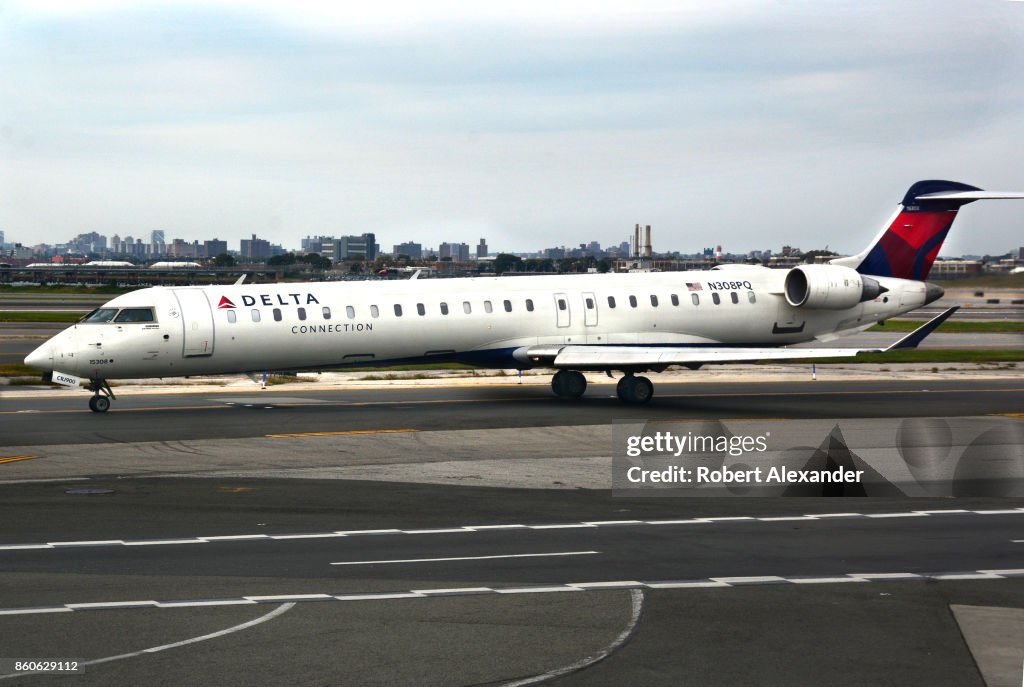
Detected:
[87,379,116,413]
[551,369,587,399]
[549,369,654,404]
[616,373,654,405]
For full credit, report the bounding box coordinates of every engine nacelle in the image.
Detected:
[784,264,885,309]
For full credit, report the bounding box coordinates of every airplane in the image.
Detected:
[23,180,1024,412]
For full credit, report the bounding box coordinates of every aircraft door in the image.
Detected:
[554,293,570,328]
[173,289,215,356]
[582,292,598,326]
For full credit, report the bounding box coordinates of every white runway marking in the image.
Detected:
[330,550,599,566]
[2,508,1020,552]
[497,589,644,687]
[2,569,1022,617]
[0,603,295,681]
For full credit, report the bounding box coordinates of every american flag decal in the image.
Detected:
[686,282,703,292]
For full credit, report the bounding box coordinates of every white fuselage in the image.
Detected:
[28,268,930,381]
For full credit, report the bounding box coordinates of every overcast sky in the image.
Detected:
[2,1,1023,256]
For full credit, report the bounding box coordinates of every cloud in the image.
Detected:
[2,1,1023,254]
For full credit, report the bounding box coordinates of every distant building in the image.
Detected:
[438,242,470,261]
[240,234,271,260]
[929,260,982,278]
[317,233,376,262]
[340,233,376,261]
[69,231,107,255]
[393,241,423,260]
[204,239,227,258]
[169,238,200,258]
[476,238,488,258]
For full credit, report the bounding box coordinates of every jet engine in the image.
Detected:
[784,264,886,309]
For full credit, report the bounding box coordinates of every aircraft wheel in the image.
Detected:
[616,375,653,404]
[551,370,587,398]
[89,396,110,413]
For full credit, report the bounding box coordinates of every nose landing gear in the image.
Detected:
[87,379,116,413]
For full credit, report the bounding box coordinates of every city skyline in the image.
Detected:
[2,2,1023,256]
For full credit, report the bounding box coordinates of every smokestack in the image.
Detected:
[644,225,652,258]
[634,224,641,259]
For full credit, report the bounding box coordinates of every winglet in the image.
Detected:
[884,306,959,351]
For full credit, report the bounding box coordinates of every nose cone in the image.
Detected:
[24,342,53,372]
[924,282,945,305]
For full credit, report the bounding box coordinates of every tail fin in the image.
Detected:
[835,180,983,281]
[834,181,1024,280]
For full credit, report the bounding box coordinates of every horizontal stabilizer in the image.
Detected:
[915,191,1024,201]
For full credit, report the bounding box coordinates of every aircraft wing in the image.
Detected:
[537,307,958,369]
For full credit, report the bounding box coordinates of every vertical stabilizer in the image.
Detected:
[833,180,981,281]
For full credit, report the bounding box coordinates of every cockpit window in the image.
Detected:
[82,308,118,323]
[113,308,155,323]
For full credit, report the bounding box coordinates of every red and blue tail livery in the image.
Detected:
[840,180,1024,281]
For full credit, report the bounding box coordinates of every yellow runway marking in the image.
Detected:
[0,405,229,415]
[266,428,420,439]
[0,455,36,464]
[992,413,1024,419]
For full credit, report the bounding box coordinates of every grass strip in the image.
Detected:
[785,350,1024,364]
[869,320,1024,333]
[0,312,84,323]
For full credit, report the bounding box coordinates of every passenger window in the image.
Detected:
[557,299,566,311]
[273,308,282,322]
[730,292,739,304]
[251,309,261,322]
[347,305,355,319]
[526,299,534,312]
[227,310,236,323]
[585,298,594,309]
[298,307,306,321]
[463,301,472,314]
[671,294,679,306]
[394,304,403,317]
[608,296,616,308]
[748,291,756,303]
[712,293,721,305]
[629,295,637,308]
[322,307,331,319]
[417,303,425,316]
[691,294,700,306]
[440,302,449,315]
[650,295,659,307]
[370,305,379,318]
[113,308,155,323]
[503,300,512,312]
[484,300,493,314]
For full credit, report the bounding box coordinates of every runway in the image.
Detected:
[2,377,1023,447]
[1,378,1022,685]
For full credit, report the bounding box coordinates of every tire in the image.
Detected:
[616,376,653,404]
[89,396,110,413]
[562,371,587,398]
